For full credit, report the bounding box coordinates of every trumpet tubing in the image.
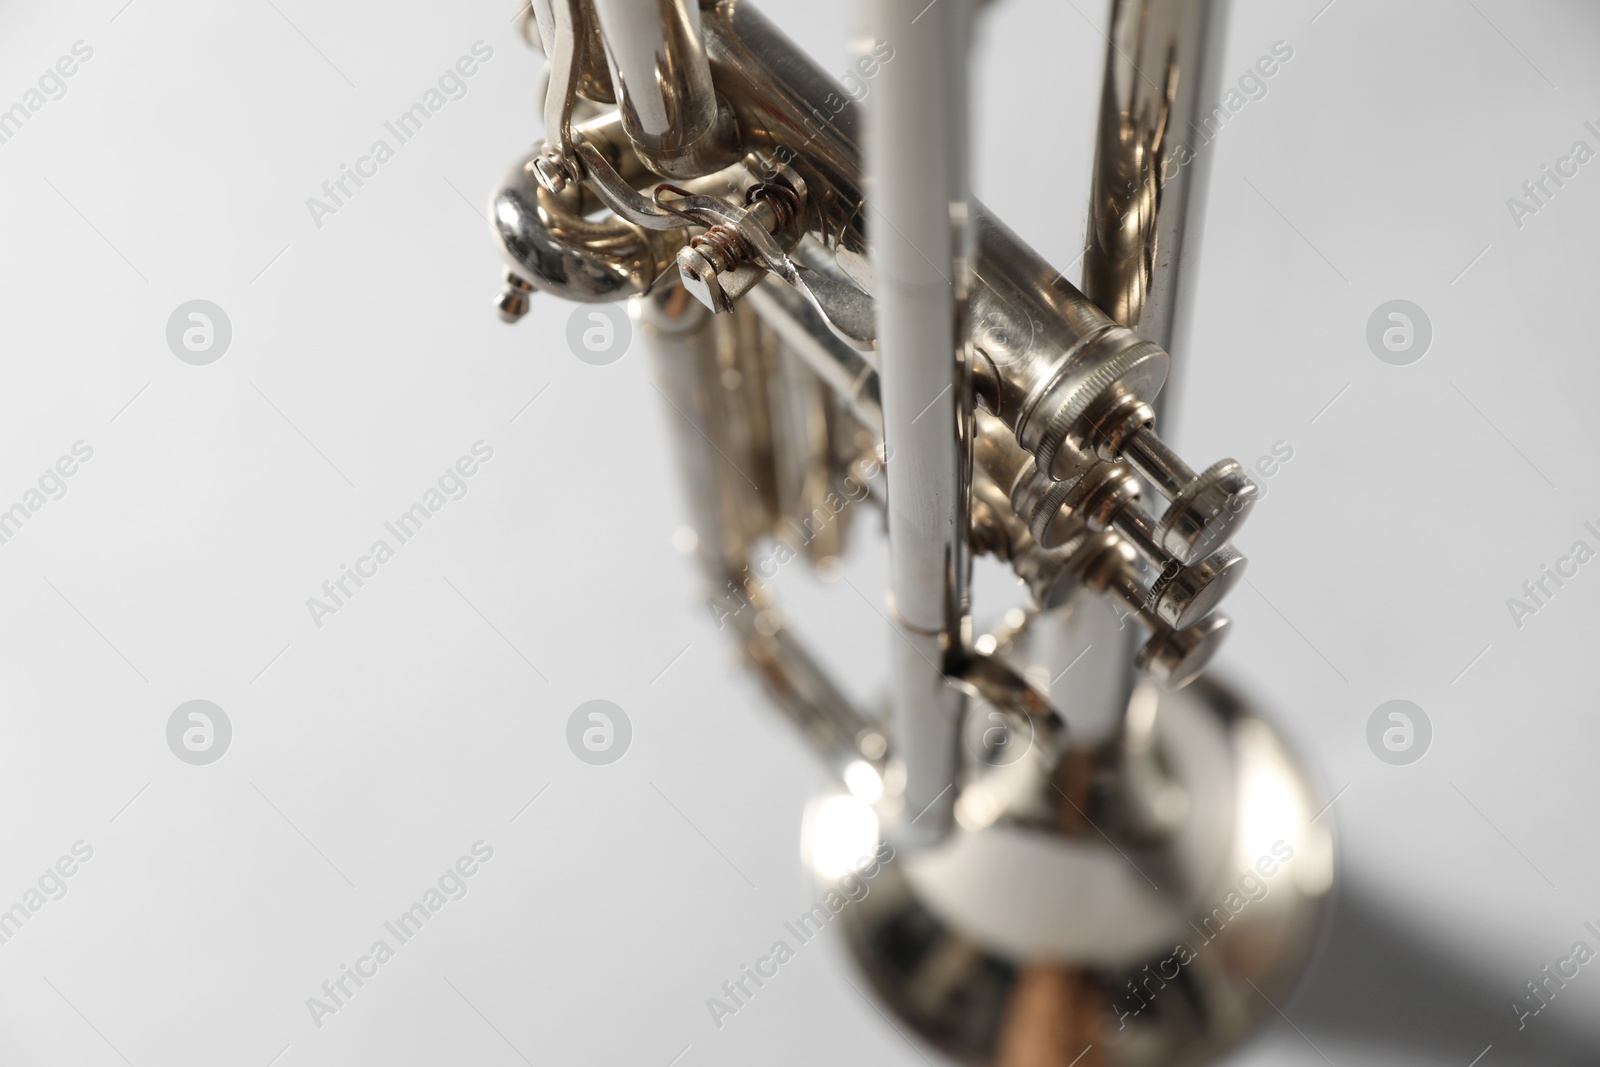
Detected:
[491,2,1334,1064]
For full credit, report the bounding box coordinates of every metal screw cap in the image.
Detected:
[1149,546,1247,630]
[495,271,536,323]
[1155,459,1257,564]
[1137,614,1230,690]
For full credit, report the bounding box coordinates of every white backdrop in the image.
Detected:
[1,1,1598,1065]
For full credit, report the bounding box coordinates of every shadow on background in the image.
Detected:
[1278,887,1599,1066]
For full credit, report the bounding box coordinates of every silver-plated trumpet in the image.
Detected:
[491,2,1335,1062]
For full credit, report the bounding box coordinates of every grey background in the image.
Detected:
[1,0,1598,1064]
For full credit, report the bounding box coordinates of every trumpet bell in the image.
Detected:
[805,676,1335,1066]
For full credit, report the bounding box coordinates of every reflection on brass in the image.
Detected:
[490,2,1332,1063]
[996,967,1106,1067]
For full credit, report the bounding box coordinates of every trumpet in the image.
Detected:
[491,1,1334,1063]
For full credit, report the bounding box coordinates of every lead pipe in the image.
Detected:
[864,0,973,846]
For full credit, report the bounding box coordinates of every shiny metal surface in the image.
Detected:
[491,113,694,301]
[638,286,886,781]
[974,411,1244,632]
[865,0,974,846]
[523,1,1247,515]
[491,168,677,301]
[1081,0,1228,368]
[488,0,1333,1062]
[807,677,1334,1067]
[587,0,735,175]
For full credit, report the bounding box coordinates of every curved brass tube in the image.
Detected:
[491,153,687,303]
